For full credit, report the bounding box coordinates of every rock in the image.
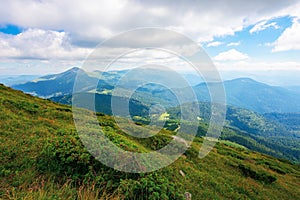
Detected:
[185,192,192,200]
[179,170,185,177]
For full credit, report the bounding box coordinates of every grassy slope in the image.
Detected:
[0,84,300,200]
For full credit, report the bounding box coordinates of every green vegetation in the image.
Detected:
[264,112,300,131]
[167,103,300,162]
[1,84,300,199]
[42,68,300,163]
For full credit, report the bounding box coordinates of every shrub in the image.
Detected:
[118,173,183,200]
[37,135,93,179]
[238,164,277,184]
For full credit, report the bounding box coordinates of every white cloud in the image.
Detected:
[0,0,297,46]
[249,20,279,34]
[207,41,223,47]
[272,18,300,52]
[227,41,241,46]
[276,1,300,18]
[214,49,249,61]
[0,28,91,60]
[0,0,300,74]
[264,42,273,47]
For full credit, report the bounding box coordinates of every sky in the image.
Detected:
[0,0,300,85]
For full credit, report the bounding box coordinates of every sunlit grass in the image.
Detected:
[1,84,300,199]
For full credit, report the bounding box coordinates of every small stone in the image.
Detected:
[179,170,185,177]
[185,192,192,200]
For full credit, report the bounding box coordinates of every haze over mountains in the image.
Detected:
[0,75,40,86]
[194,78,300,113]
[9,67,300,113]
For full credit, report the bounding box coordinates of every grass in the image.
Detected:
[219,140,248,150]
[0,84,300,199]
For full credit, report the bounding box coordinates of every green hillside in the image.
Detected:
[1,84,300,199]
[162,103,300,162]
[51,93,149,119]
[264,112,300,132]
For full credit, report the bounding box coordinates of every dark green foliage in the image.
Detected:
[217,147,245,160]
[238,164,277,184]
[56,107,72,112]
[52,93,150,119]
[118,173,183,200]
[255,159,290,174]
[164,120,179,131]
[37,134,93,178]
[264,112,300,131]
[166,102,300,163]
[2,99,39,114]
[138,134,172,151]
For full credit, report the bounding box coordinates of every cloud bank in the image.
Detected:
[0,0,299,74]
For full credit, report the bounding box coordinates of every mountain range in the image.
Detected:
[194,78,300,113]
[9,67,300,113]
[0,75,40,86]
[4,67,300,162]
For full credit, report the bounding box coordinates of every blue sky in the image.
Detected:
[205,16,292,59]
[204,15,300,64]
[0,24,23,35]
[0,0,299,85]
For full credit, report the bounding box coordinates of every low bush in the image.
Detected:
[238,163,277,184]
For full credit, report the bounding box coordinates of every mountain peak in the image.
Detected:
[57,67,86,77]
[63,67,81,74]
[228,77,258,83]
[224,78,269,87]
[67,67,80,72]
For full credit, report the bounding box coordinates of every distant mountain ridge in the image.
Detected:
[0,75,39,86]
[12,67,111,98]
[11,68,300,113]
[194,77,300,113]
